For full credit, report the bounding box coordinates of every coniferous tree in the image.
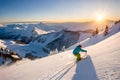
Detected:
[104,25,109,36]
[62,46,66,52]
[92,27,99,36]
[95,27,99,34]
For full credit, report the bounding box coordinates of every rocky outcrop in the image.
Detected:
[0,47,22,65]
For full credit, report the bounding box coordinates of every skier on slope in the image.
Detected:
[73,45,87,61]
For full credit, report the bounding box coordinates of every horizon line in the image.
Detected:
[0,19,118,25]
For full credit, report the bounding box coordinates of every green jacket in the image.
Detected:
[73,46,87,55]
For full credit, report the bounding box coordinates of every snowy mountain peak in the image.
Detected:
[0,24,3,27]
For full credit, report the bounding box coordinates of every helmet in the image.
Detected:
[78,45,82,47]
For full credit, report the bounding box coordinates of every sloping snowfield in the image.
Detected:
[0,32,120,80]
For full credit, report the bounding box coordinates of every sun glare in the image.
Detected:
[97,14,104,22]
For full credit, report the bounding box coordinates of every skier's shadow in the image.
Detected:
[72,55,98,80]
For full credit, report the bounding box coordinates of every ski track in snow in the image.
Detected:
[49,62,75,80]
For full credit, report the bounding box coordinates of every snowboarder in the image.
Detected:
[73,45,87,61]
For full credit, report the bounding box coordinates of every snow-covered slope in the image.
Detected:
[0,24,3,27]
[18,26,48,43]
[68,22,120,49]
[0,25,24,39]
[0,21,118,64]
[0,22,60,40]
[83,22,120,47]
[0,30,80,61]
[0,31,120,80]
[0,39,48,58]
[85,32,120,80]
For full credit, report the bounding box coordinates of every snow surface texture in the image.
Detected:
[0,31,120,80]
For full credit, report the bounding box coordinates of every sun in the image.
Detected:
[96,14,104,22]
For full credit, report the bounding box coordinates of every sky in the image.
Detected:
[0,0,120,23]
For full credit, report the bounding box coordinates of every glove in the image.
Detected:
[86,50,87,53]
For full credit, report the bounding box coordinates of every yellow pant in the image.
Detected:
[74,53,81,60]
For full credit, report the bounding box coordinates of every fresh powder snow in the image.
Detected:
[0,31,120,80]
